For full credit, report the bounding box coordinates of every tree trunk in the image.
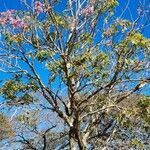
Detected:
[69,136,78,150]
[69,126,87,150]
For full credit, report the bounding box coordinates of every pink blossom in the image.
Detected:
[70,19,77,31]
[0,10,15,25]
[35,1,44,14]
[82,5,94,16]
[0,16,6,25]
[0,10,28,29]
[0,10,15,17]
[1,10,15,20]
[104,28,112,36]
[5,10,13,20]
[35,1,43,7]
[0,19,6,25]
[90,0,96,4]
[11,19,26,28]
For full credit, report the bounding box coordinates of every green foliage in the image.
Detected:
[54,14,68,28]
[80,32,93,43]
[138,96,150,108]
[21,93,36,104]
[17,111,38,127]
[116,110,133,128]
[137,96,150,124]
[0,113,15,140]
[36,50,54,62]
[1,80,26,100]
[117,19,131,27]
[130,138,144,149]
[128,32,150,49]
[115,96,150,132]
[0,79,38,106]
[102,0,119,10]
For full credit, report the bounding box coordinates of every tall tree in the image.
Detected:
[0,0,150,149]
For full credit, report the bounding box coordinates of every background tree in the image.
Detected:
[0,0,150,149]
[0,113,15,141]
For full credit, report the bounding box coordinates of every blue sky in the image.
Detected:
[0,0,23,11]
[0,0,149,34]
[0,0,149,96]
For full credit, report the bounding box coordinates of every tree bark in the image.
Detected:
[69,136,78,150]
[69,126,87,150]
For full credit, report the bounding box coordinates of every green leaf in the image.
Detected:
[36,50,54,62]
